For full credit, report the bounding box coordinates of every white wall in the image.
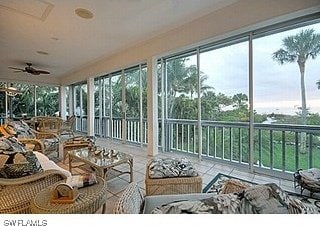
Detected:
[60,0,320,85]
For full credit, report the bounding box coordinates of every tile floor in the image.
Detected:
[56,136,304,214]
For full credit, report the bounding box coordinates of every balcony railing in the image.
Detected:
[76,116,148,144]
[167,119,320,178]
[75,116,320,178]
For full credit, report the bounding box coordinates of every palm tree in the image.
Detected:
[273,28,320,153]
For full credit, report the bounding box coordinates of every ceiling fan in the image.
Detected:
[8,63,50,75]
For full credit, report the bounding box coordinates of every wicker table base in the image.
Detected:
[30,177,107,214]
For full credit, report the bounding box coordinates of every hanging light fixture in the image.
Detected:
[6,87,19,96]
[0,87,21,96]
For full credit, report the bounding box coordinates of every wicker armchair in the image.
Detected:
[31,116,62,135]
[0,169,67,213]
[294,168,320,196]
[58,115,75,137]
[114,182,145,214]
[0,121,60,158]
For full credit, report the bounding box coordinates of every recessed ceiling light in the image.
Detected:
[37,51,49,55]
[75,8,93,19]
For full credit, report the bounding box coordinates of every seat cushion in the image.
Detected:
[144,193,213,214]
[147,183,317,214]
[300,168,320,183]
[148,158,198,179]
[150,193,240,214]
[41,138,59,151]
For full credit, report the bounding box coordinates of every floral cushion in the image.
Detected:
[0,151,43,178]
[0,136,43,178]
[238,183,316,214]
[151,183,316,214]
[5,120,35,139]
[0,136,26,153]
[41,138,59,151]
[151,193,240,214]
[299,168,320,188]
[148,158,198,179]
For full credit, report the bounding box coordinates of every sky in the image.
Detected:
[187,22,320,115]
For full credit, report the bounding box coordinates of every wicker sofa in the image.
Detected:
[58,115,76,137]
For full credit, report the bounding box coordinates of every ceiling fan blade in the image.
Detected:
[31,71,41,75]
[36,70,50,74]
[13,70,23,73]
[8,66,24,71]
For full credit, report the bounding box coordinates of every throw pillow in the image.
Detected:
[151,193,240,214]
[0,151,43,178]
[220,179,251,194]
[0,136,26,153]
[5,120,35,138]
[238,183,316,214]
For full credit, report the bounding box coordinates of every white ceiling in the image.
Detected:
[0,0,238,84]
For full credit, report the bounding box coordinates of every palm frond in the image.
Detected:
[272,48,296,64]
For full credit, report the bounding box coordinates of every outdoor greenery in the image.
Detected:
[0,83,59,118]
[162,28,320,172]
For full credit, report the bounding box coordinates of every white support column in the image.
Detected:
[87,77,95,137]
[249,33,254,173]
[34,86,37,116]
[197,48,202,160]
[121,70,126,143]
[59,86,67,120]
[5,83,8,118]
[69,86,74,117]
[139,64,143,145]
[147,57,158,156]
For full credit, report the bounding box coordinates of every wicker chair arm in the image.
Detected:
[0,170,67,186]
[18,138,45,152]
[33,130,59,140]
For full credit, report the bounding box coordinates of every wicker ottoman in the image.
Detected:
[145,160,202,196]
